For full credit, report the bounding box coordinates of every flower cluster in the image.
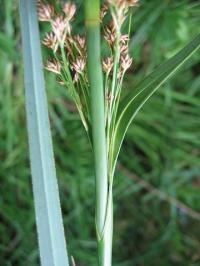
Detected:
[38,1,86,81]
[37,0,138,132]
[101,1,136,128]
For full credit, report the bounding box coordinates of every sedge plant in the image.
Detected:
[20,0,200,265]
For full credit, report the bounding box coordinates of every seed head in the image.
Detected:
[111,8,126,31]
[62,2,76,21]
[71,57,86,83]
[102,57,114,74]
[120,54,132,72]
[100,3,109,21]
[71,57,86,74]
[119,43,129,55]
[104,26,116,47]
[119,36,129,56]
[42,32,58,52]
[37,1,54,21]
[120,34,129,44]
[51,16,71,44]
[108,0,139,30]
[45,58,61,74]
[73,35,86,56]
[74,35,86,50]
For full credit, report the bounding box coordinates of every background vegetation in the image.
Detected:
[0,0,200,265]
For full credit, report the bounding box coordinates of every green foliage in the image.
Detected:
[110,33,200,173]
[19,1,69,265]
[0,0,200,265]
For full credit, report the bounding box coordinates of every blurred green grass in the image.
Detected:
[0,0,200,265]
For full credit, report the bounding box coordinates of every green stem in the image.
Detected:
[98,187,113,266]
[107,33,120,152]
[59,48,88,130]
[85,1,112,265]
[108,34,120,124]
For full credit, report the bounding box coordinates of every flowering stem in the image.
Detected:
[60,47,88,130]
[107,32,120,152]
[85,1,112,265]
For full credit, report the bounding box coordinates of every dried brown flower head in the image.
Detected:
[72,35,86,57]
[100,3,109,21]
[42,32,58,52]
[51,16,71,44]
[104,26,116,47]
[45,58,61,74]
[120,54,132,72]
[120,34,129,44]
[64,38,73,56]
[107,0,139,31]
[71,57,86,74]
[70,57,86,83]
[37,0,54,21]
[119,43,129,55]
[62,2,76,21]
[74,35,86,50]
[102,57,114,74]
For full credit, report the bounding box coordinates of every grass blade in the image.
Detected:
[110,33,200,171]
[19,1,69,265]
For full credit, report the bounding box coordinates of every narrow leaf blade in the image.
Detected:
[111,33,200,171]
[19,1,69,265]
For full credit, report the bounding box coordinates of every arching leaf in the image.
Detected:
[110,33,200,172]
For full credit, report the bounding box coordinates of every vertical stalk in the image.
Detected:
[85,1,112,265]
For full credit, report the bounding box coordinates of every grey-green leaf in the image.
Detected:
[19,1,69,266]
[111,33,200,172]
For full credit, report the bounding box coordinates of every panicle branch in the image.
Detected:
[37,0,138,137]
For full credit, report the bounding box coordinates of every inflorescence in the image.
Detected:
[37,0,138,139]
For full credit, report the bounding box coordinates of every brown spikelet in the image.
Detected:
[71,57,86,74]
[45,58,61,74]
[74,35,86,50]
[42,32,58,52]
[51,16,71,44]
[37,0,54,21]
[102,57,114,74]
[119,43,129,55]
[73,35,86,56]
[104,26,116,47]
[100,3,109,21]
[120,34,129,44]
[62,2,76,21]
[120,54,132,72]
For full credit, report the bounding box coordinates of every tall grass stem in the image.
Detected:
[85,0,112,265]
